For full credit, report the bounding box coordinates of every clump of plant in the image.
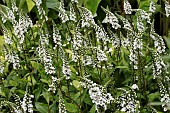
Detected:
[0,0,170,112]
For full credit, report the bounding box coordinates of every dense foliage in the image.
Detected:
[0,0,170,113]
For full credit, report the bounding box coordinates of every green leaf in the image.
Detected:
[148,92,160,101]
[65,103,79,112]
[19,0,26,10]
[70,66,77,73]
[65,49,72,54]
[149,102,165,106]
[84,0,101,15]
[50,103,57,113]
[4,0,10,7]
[164,36,170,49]
[26,0,35,12]
[155,4,161,12]
[84,94,93,105]
[35,102,48,113]
[43,91,51,104]
[33,88,42,101]
[0,36,4,55]
[0,87,6,97]
[89,105,96,113]
[9,80,18,87]
[40,79,48,84]
[72,80,82,91]
[115,66,128,69]
[78,0,85,6]
[46,0,59,10]
[138,1,150,11]
[0,36,4,46]
[137,0,158,5]
[72,92,81,100]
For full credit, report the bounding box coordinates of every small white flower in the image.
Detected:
[59,95,67,113]
[124,0,132,14]
[62,60,71,79]
[81,77,113,113]
[59,0,69,23]
[165,1,170,17]
[132,84,138,90]
[102,9,120,29]
[69,4,77,22]
[71,0,78,3]
[81,7,96,27]
[149,0,156,13]
[97,47,107,62]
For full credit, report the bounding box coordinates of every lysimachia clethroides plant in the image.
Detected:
[0,0,170,112]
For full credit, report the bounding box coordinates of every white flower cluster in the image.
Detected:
[109,29,130,48]
[37,45,55,74]
[80,77,114,113]
[59,0,69,23]
[165,1,170,17]
[0,11,7,23]
[53,23,62,49]
[139,9,151,24]
[129,49,138,70]
[97,46,107,62]
[149,0,156,13]
[117,15,132,31]
[72,49,79,62]
[124,0,132,14]
[0,0,18,23]
[150,23,166,54]
[59,95,67,113]
[83,55,93,66]
[152,52,166,79]
[73,29,83,50]
[80,7,96,27]
[69,4,77,22]
[2,26,13,44]
[0,8,16,24]
[21,91,34,113]
[102,8,121,29]
[122,33,131,47]
[71,27,83,62]
[4,49,20,69]
[94,24,109,44]
[36,33,55,74]
[129,33,143,69]
[13,94,22,111]
[117,87,140,113]
[109,30,120,48]
[11,0,18,13]
[158,81,170,111]
[0,61,4,74]
[71,0,78,3]
[34,0,48,20]
[7,9,16,23]
[0,101,22,113]
[48,76,58,93]
[62,59,71,79]
[137,16,145,32]
[14,13,33,44]
[164,76,170,92]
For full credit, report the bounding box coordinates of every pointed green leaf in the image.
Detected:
[65,103,79,112]
[89,105,96,113]
[43,91,51,104]
[84,0,101,15]
[73,80,82,91]
[35,102,48,113]
[26,0,35,12]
